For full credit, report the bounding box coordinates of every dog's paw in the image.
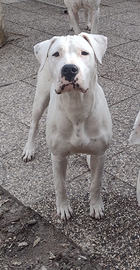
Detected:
[22,144,35,162]
[86,23,91,31]
[90,198,104,219]
[70,24,74,31]
[57,203,73,220]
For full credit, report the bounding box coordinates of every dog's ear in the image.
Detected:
[129,111,140,144]
[34,37,57,71]
[79,33,107,64]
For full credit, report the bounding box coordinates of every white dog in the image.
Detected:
[64,0,101,34]
[129,111,140,205]
[22,33,112,220]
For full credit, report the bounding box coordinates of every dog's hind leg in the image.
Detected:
[51,154,73,220]
[85,10,91,31]
[68,9,81,34]
[22,71,51,162]
[89,154,105,218]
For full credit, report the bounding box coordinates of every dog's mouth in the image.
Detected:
[55,79,88,95]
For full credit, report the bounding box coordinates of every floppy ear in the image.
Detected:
[34,37,57,71]
[129,111,140,144]
[79,32,107,64]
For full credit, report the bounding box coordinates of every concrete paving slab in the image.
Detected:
[100,1,140,16]
[99,77,139,107]
[0,45,37,86]
[22,74,37,86]
[99,12,140,44]
[110,1,140,13]
[0,147,53,204]
[105,146,140,187]
[2,0,56,12]
[110,94,140,126]
[12,33,52,52]
[98,29,130,48]
[112,23,140,41]
[3,4,57,38]
[1,0,26,3]
[102,0,124,5]
[1,81,36,123]
[4,1,70,36]
[5,7,39,24]
[109,41,140,63]
[0,113,28,155]
[99,52,140,89]
[106,120,130,155]
[103,171,136,198]
[26,14,70,37]
[113,12,140,26]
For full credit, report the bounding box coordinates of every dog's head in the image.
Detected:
[34,33,107,94]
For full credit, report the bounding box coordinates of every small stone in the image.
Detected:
[18,242,28,248]
[40,266,47,270]
[78,255,87,260]
[33,237,41,247]
[27,219,38,226]
[49,251,55,260]
[12,261,22,266]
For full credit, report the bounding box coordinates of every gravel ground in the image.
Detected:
[0,186,102,270]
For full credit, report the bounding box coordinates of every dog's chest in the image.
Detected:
[70,121,90,147]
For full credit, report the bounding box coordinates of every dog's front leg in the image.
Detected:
[89,154,105,218]
[51,154,73,220]
[22,84,50,162]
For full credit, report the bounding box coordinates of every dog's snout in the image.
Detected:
[61,64,79,81]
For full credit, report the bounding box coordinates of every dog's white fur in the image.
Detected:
[129,111,140,205]
[22,33,112,220]
[64,0,101,34]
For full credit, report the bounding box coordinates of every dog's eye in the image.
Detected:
[81,51,89,56]
[52,52,59,57]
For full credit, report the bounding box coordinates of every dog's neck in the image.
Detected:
[58,84,96,125]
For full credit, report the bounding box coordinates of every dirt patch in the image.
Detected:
[0,186,102,270]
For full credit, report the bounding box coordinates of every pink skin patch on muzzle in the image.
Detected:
[55,77,88,95]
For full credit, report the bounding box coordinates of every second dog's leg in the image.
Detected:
[51,154,73,220]
[68,9,81,34]
[90,7,100,34]
[89,154,105,218]
[137,170,140,205]
[85,10,91,30]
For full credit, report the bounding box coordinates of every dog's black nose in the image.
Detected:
[61,64,79,82]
